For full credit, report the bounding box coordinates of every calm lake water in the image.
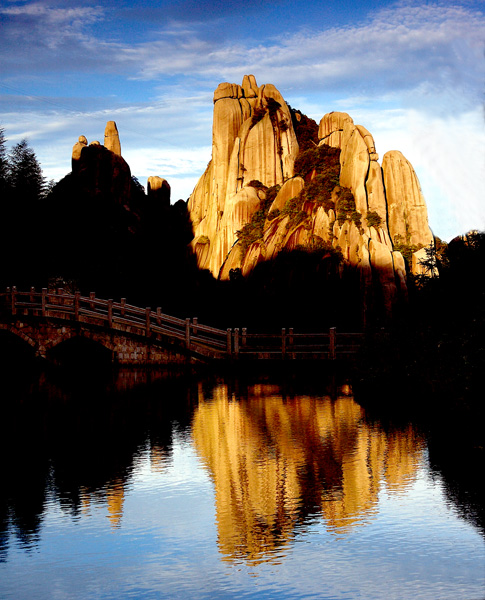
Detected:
[0,367,483,600]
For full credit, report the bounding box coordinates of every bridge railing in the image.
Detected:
[0,287,232,356]
[0,287,363,359]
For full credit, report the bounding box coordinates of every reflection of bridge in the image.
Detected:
[0,287,363,365]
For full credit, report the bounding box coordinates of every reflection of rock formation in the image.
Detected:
[81,478,126,528]
[192,383,424,564]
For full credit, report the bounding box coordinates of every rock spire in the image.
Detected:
[187,75,299,276]
[104,121,121,156]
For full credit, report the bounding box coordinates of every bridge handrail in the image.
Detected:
[1,287,364,359]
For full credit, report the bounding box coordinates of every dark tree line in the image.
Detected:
[0,125,200,314]
[0,129,48,288]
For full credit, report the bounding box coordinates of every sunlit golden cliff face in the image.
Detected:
[192,384,425,564]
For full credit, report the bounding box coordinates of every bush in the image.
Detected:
[335,187,357,224]
[294,144,341,179]
[250,106,266,128]
[236,184,281,255]
[393,236,423,266]
[288,106,319,153]
[236,210,266,257]
[266,97,281,116]
[247,180,266,191]
[366,211,382,228]
[267,208,280,221]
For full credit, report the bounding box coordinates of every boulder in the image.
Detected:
[72,135,88,168]
[148,176,171,207]
[318,112,354,148]
[267,177,305,214]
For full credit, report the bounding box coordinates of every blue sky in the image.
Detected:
[0,0,484,240]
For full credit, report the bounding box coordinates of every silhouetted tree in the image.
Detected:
[0,126,9,197]
[0,138,46,288]
[7,139,45,203]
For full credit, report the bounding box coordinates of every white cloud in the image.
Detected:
[117,2,484,103]
[1,1,484,238]
[344,104,485,241]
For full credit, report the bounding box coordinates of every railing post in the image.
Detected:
[227,328,232,355]
[11,286,17,316]
[192,318,198,336]
[242,327,247,347]
[329,327,336,360]
[42,288,47,316]
[146,308,151,336]
[30,287,35,304]
[156,307,162,325]
[121,298,126,317]
[282,328,286,358]
[234,328,240,356]
[108,299,113,328]
[74,291,80,321]
[89,292,95,311]
[289,328,294,349]
[185,318,191,349]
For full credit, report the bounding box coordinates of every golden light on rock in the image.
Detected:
[192,383,425,564]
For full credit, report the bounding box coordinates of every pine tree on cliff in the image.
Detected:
[7,139,45,203]
[0,126,9,197]
[1,138,46,288]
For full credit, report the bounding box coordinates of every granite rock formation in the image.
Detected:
[147,176,171,207]
[104,121,121,156]
[382,150,434,249]
[190,83,436,319]
[188,75,299,275]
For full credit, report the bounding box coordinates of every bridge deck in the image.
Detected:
[0,287,364,363]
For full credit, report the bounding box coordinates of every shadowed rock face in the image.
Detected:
[147,176,171,208]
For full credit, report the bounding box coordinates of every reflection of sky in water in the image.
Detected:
[1,402,484,600]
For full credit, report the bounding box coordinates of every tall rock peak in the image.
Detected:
[187,79,436,322]
[382,150,433,249]
[188,75,299,276]
[104,121,121,156]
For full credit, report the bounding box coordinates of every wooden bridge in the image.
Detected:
[0,287,364,365]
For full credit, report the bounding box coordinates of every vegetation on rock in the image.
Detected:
[236,183,281,256]
[336,187,360,226]
[365,211,382,228]
[393,235,424,266]
[294,144,340,180]
[288,105,319,153]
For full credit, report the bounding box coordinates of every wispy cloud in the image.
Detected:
[0,0,483,239]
